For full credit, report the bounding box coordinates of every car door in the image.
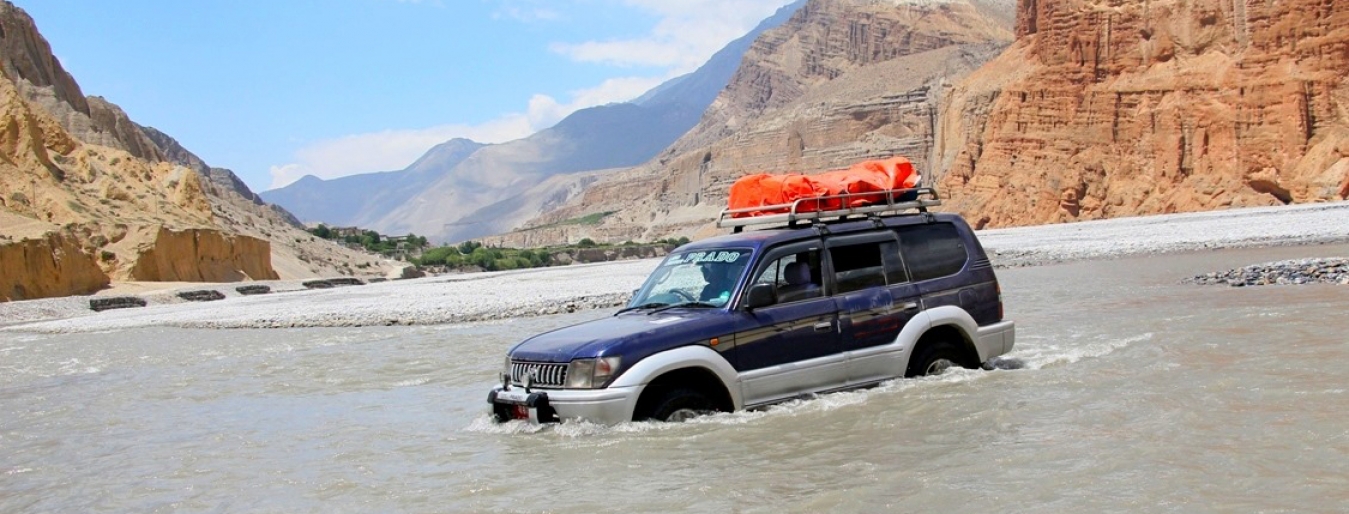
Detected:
[727,242,847,406]
[828,232,924,386]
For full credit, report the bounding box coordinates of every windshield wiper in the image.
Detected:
[649,301,719,314]
[615,302,670,314]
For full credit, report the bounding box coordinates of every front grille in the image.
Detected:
[510,361,568,388]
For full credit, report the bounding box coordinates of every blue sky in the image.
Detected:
[14,0,796,192]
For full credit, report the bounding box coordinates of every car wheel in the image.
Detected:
[640,388,714,422]
[906,340,964,378]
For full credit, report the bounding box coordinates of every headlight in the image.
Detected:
[565,356,622,389]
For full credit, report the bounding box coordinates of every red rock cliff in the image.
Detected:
[938,0,1349,228]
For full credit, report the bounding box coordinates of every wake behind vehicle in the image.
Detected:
[488,181,1014,424]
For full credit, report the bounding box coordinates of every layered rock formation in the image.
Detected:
[0,3,167,163]
[492,0,1346,246]
[936,0,1349,228]
[487,0,1017,247]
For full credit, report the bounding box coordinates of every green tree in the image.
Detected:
[311,224,332,239]
[417,246,459,266]
[577,238,597,248]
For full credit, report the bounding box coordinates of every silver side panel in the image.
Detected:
[739,353,848,407]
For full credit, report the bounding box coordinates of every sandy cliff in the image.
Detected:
[126,227,277,282]
[0,211,108,301]
[0,1,382,301]
[936,0,1349,228]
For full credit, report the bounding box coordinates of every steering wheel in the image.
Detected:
[667,289,696,302]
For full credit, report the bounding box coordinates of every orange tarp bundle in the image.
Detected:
[727,157,919,218]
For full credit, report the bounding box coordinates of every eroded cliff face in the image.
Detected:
[0,229,108,301]
[0,1,386,300]
[937,0,1349,228]
[486,0,1017,247]
[0,3,168,163]
[126,227,278,282]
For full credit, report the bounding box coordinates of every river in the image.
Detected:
[3,244,1348,513]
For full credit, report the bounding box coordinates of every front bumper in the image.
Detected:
[487,384,642,425]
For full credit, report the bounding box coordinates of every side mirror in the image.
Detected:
[744,284,776,310]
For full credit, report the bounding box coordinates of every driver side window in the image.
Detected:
[752,250,823,305]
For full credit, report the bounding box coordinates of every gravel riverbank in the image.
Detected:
[1185,257,1349,287]
[3,201,1347,332]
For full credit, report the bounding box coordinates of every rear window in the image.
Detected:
[829,242,887,294]
[897,223,967,281]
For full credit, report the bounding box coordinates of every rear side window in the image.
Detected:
[829,242,887,294]
[897,223,967,281]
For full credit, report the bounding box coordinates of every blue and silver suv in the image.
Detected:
[488,188,1014,424]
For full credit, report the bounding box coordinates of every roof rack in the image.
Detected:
[716,187,941,232]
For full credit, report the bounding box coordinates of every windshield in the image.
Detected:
[626,248,754,310]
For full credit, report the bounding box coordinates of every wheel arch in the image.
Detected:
[607,345,742,417]
[633,367,735,420]
[905,305,982,369]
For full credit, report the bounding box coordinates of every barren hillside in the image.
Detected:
[0,1,386,301]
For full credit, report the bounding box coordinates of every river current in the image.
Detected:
[3,244,1348,513]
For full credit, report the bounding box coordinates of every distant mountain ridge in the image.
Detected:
[260,138,484,227]
[262,0,807,242]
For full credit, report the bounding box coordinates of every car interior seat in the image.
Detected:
[777,261,821,304]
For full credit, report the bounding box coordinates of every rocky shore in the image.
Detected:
[2,201,1348,333]
[1185,258,1349,287]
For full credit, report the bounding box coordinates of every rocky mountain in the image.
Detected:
[491,0,1348,247]
[0,1,385,301]
[486,0,1018,247]
[935,0,1349,228]
[262,0,807,243]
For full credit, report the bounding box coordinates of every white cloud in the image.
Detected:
[525,76,668,128]
[267,75,665,189]
[551,0,797,73]
[269,0,796,190]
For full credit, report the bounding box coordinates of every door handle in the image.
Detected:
[900,302,919,311]
[813,321,832,332]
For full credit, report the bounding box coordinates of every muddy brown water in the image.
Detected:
[3,244,1348,513]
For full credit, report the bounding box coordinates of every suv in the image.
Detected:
[488,188,1013,424]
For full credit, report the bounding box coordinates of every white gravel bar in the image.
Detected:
[976,201,1349,266]
[3,201,1347,332]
